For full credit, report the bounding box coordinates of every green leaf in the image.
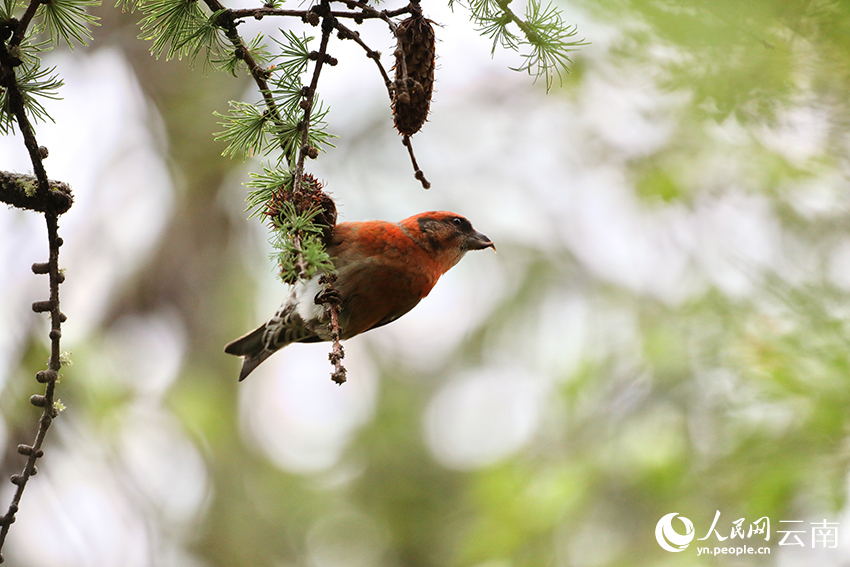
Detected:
[478,9,520,54]
[245,165,293,218]
[270,30,313,76]
[263,73,304,116]
[114,0,138,12]
[209,32,271,75]
[37,0,100,49]
[0,0,24,19]
[269,203,334,283]
[268,111,303,169]
[302,100,336,153]
[512,0,587,91]
[267,100,336,168]
[245,33,273,67]
[452,0,587,91]
[138,0,208,60]
[174,10,229,65]
[0,56,64,135]
[213,101,270,160]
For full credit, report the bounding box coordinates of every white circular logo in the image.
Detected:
[655,513,695,552]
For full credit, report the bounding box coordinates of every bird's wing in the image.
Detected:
[262,300,322,349]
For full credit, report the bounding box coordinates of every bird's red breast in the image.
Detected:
[329,218,443,338]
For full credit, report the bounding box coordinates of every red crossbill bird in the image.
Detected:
[225,211,494,381]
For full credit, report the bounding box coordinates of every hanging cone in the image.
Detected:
[266,173,338,283]
[392,10,435,136]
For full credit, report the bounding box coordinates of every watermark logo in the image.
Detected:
[655,510,839,556]
[655,513,695,552]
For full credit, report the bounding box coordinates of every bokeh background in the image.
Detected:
[3,0,850,565]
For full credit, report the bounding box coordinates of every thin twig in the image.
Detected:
[335,4,430,188]
[402,135,429,189]
[9,0,42,47]
[202,0,295,161]
[0,45,50,196]
[328,0,411,22]
[291,5,348,381]
[335,20,394,99]
[0,25,70,561]
[228,7,408,20]
[289,3,332,276]
[208,0,347,381]
[229,7,308,19]
[318,274,346,384]
[292,3,334,199]
[0,211,67,562]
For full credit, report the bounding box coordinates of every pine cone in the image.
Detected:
[392,11,435,136]
[266,173,337,246]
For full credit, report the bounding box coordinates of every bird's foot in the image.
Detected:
[315,287,342,306]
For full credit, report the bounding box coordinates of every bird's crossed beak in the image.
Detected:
[466,230,496,252]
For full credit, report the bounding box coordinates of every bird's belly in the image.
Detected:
[293,275,330,337]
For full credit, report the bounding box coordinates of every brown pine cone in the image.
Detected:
[392,11,435,136]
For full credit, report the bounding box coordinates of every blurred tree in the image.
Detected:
[4,0,850,566]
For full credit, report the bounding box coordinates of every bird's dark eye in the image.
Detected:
[452,218,462,226]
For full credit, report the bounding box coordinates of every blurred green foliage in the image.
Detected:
[5,0,850,566]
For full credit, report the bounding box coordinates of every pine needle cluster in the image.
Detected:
[0,0,99,134]
[450,0,588,91]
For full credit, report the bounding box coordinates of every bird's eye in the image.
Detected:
[452,217,463,226]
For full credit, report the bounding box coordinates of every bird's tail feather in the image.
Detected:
[225,324,273,381]
[224,325,264,356]
[237,350,273,381]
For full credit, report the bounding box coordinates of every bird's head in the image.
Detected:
[401,211,495,272]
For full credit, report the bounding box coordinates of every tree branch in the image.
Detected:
[318,273,346,384]
[202,1,295,161]
[402,135,429,189]
[0,43,50,196]
[334,20,393,100]
[292,2,334,198]
[290,5,347,382]
[228,6,409,21]
[334,7,431,188]
[0,211,67,563]
[0,24,70,561]
[0,171,74,214]
[9,0,42,47]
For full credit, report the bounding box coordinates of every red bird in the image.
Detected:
[225,211,494,381]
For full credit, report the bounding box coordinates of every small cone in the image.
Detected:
[265,174,338,283]
[392,10,435,136]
